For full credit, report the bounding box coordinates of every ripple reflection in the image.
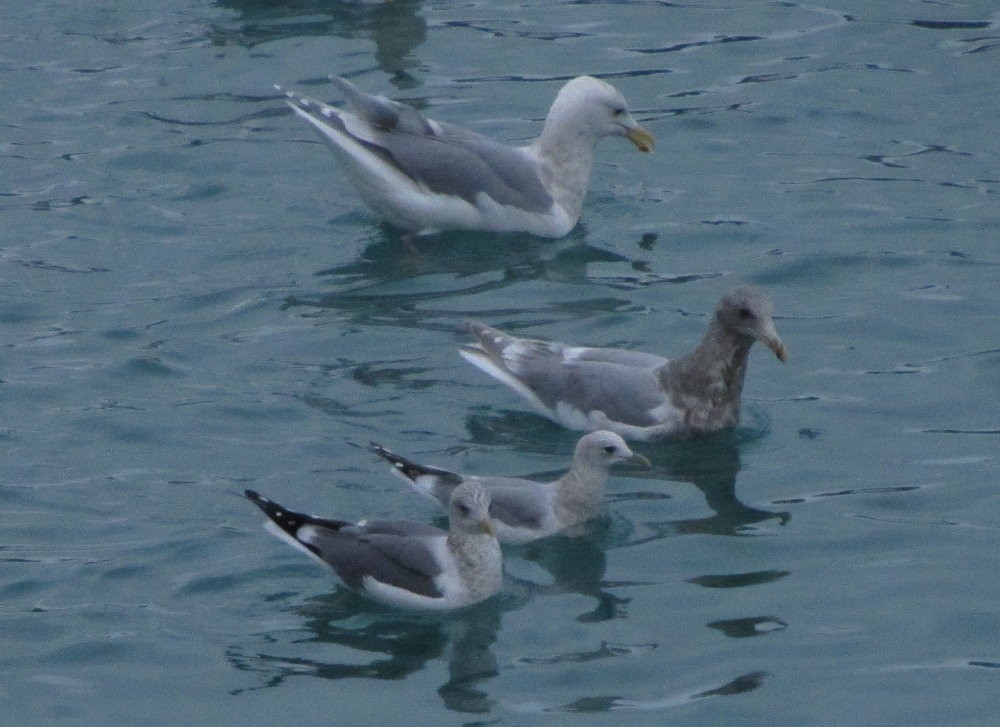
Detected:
[227,591,511,714]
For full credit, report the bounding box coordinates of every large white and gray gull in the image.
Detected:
[372,430,650,545]
[245,482,502,610]
[460,287,788,441]
[275,75,654,237]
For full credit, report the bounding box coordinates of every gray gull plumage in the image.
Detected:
[275,75,654,237]
[371,430,650,545]
[459,287,788,441]
[245,482,502,610]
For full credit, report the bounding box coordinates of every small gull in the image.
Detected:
[245,482,502,610]
[460,287,788,441]
[371,430,649,544]
[275,75,654,237]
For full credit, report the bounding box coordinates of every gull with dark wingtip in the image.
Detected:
[245,482,502,610]
[372,430,650,544]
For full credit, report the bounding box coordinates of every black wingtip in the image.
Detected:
[374,447,466,488]
[370,441,401,462]
[244,489,287,518]
[245,489,276,511]
[244,490,307,538]
[370,443,427,482]
[370,441,407,467]
[245,491,350,539]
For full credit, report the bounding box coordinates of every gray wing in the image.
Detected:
[349,519,444,538]
[484,484,551,530]
[573,347,669,369]
[423,474,554,528]
[329,76,435,135]
[329,77,552,212]
[372,131,553,212]
[464,322,669,425]
[518,357,669,427]
[415,473,552,523]
[285,81,554,213]
[310,521,445,598]
[466,321,667,370]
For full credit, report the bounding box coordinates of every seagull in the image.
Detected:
[245,482,502,610]
[371,430,650,545]
[460,287,788,441]
[275,75,654,237]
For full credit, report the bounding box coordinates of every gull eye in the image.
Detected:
[612,107,625,117]
[737,307,754,320]
[603,445,617,454]
[457,502,470,516]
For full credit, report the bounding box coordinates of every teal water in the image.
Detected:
[2,1,998,724]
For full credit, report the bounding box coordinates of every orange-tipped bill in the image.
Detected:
[625,125,655,153]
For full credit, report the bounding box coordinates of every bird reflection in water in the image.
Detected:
[210,0,426,87]
[227,589,510,714]
[505,526,634,623]
[622,426,792,544]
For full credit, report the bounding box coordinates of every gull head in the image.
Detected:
[545,76,655,152]
[449,482,496,537]
[576,430,652,469]
[716,287,788,362]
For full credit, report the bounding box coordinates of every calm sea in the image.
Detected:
[2,1,998,725]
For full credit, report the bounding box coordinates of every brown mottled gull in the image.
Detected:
[460,287,787,441]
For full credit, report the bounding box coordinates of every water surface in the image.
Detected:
[2,1,998,725]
